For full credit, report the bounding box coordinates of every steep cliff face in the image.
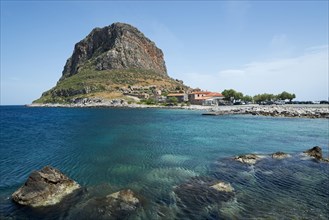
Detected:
[61,22,167,79]
[34,22,187,104]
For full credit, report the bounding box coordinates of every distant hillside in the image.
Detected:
[34,22,188,104]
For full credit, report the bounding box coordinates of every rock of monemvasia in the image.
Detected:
[12,166,80,207]
[34,22,187,104]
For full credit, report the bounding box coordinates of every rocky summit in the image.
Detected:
[61,22,167,79]
[34,22,187,104]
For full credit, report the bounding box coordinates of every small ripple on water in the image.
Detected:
[145,167,198,185]
[159,154,191,166]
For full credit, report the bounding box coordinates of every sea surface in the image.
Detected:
[0,106,328,219]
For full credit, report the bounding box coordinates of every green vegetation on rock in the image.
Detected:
[34,68,186,103]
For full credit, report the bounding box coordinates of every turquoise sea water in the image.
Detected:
[0,106,328,219]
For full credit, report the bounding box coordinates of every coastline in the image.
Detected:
[202,104,329,119]
[27,103,329,119]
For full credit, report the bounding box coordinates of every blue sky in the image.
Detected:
[1,1,328,104]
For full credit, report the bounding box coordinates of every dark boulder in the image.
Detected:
[304,146,323,160]
[12,166,80,207]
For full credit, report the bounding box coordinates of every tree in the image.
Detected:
[145,98,156,105]
[289,93,296,102]
[167,97,178,105]
[242,95,253,102]
[277,91,296,102]
[253,93,275,103]
[222,89,244,101]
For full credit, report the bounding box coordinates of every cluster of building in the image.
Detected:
[121,86,225,106]
[167,90,225,106]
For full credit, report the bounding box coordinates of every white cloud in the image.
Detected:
[182,45,328,101]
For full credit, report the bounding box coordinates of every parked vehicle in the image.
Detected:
[233,101,245,105]
[274,100,285,105]
[260,101,274,105]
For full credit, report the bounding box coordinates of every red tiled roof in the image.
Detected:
[194,94,224,100]
[207,92,223,97]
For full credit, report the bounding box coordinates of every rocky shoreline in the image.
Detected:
[28,99,216,110]
[203,105,329,119]
[28,101,329,119]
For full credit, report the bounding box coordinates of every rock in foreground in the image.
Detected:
[12,166,80,207]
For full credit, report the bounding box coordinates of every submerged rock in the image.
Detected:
[12,166,80,207]
[71,189,141,219]
[272,152,290,159]
[234,154,261,165]
[106,189,140,212]
[304,146,323,160]
[210,181,234,193]
[174,177,235,218]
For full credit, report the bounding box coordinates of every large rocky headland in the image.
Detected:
[33,22,188,104]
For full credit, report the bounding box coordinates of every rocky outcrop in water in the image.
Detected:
[304,146,329,162]
[234,154,262,165]
[12,166,80,207]
[61,22,167,79]
[272,152,291,159]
